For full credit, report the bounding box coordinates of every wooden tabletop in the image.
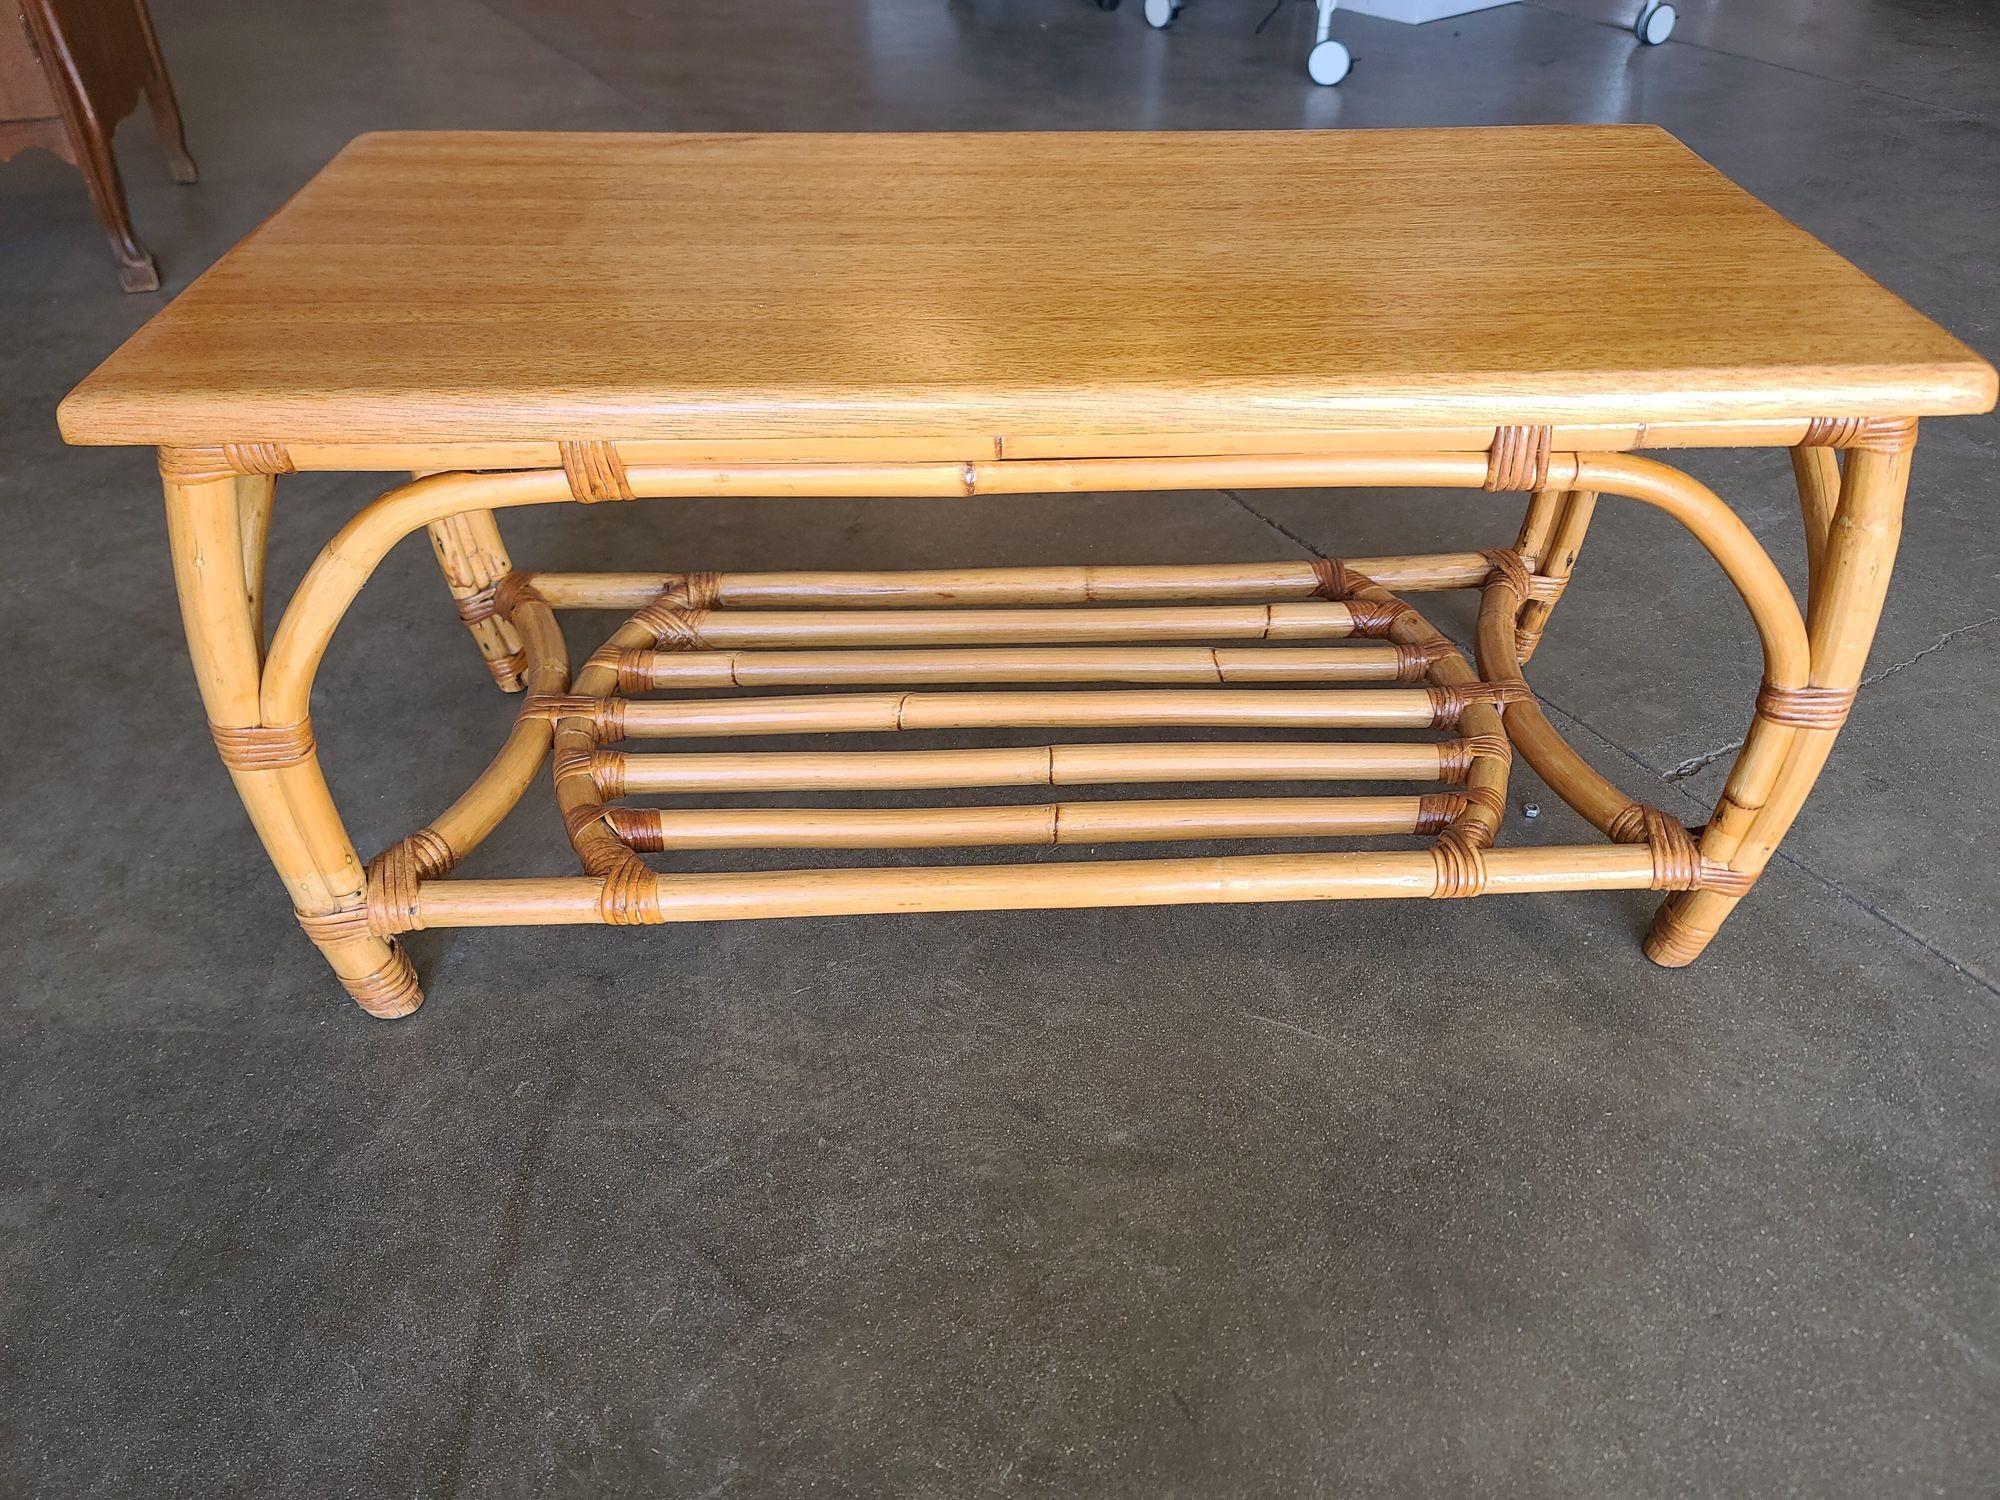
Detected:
[58,128,1995,452]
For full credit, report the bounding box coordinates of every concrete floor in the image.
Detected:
[3,0,1997,1494]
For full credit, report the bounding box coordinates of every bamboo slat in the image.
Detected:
[603,740,1462,794]
[614,644,1417,689]
[412,845,1665,928]
[602,601,1366,649]
[523,554,1501,611]
[603,688,1446,739]
[606,795,1450,850]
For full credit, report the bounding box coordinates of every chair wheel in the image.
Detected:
[1095,0,1120,10]
[1635,1,1675,44]
[1144,0,1179,28]
[1308,38,1351,85]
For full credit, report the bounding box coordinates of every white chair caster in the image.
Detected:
[1144,0,1182,29]
[1634,1,1675,44]
[1307,37,1351,85]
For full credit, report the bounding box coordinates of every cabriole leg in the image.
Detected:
[133,0,198,184]
[428,506,526,691]
[70,110,159,292]
[163,464,422,1017]
[1646,430,1913,965]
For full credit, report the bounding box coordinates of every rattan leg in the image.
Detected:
[1509,486,1598,661]
[235,472,274,645]
[1646,432,1913,965]
[427,506,526,691]
[164,467,421,1017]
[1790,446,1841,598]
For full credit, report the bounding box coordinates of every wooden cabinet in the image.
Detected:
[1,0,195,291]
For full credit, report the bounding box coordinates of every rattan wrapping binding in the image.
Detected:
[494,570,542,616]
[559,439,635,502]
[1644,904,1712,966]
[599,855,658,925]
[1344,598,1412,635]
[678,571,724,609]
[1484,426,1553,491]
[631,600,709,650]
[1697,863,1757,897]
[210,719,315,770]
[1756,682,1857,729]
[295,905,371,946]
[455,581,501,624]
[527,695,628,739]
[157,443,296,482]
[366,827,455,936]
[1438,733,1512,781]
[224,442,295,475]
[1310,556,1363,600]
[1799,415,1917,452]
[1390,641,1436,680]
[1427,681,1534,727]
[1608,803,1701,889]
[340,943,424,1018]
[1481,547,1535,599]
[1455,782,1507,832]
[561,801,613,855]
[1430,827,1489,897]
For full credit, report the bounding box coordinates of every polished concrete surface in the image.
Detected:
[3,1,1997,1494]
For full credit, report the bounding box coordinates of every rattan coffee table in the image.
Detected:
[59,129,1996,1018]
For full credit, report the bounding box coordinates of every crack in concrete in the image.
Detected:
[1764,847,2000,1006]
[1666,737,1745,783]
[1665,613,2000,782]
[1858,611,2000,689]
[1221,488,1331,560]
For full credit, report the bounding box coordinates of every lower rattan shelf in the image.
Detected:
[358,549,1745,941]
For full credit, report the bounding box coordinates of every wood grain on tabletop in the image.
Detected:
[58,127,1998,448]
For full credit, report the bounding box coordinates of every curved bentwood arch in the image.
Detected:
[159,421,1911,1017]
